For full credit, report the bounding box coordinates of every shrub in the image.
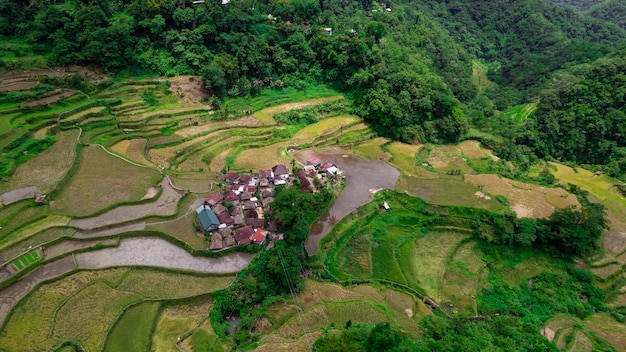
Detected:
[142,91,158,106]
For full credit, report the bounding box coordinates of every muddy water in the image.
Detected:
[75,237,254,273]
[295,151,400,255]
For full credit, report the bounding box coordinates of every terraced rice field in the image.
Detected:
[50,145,162,216]
[0,129,79,194]
[0,268,234,352]
[258,281,424,346]
[152,300,217,352]
[2,70,626,352]
[464,173,580,218]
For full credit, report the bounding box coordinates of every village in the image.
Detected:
[195,157,343,251]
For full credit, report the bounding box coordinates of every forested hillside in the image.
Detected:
[520,52,626,172]
[588,0,626,30]
[1,0,625,175]
[541,0,603,11]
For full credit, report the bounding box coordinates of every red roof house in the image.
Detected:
[235,225,254,244]
[206,193,224,206]
[307,157,322,167]
[224,190,239,202]
[217,212,234,225]
[320,162,333,171]
[297,170,313,193]
[259,170,271,179]
[225,172,240,183]
[250,229,268,245]
[247,218,265,228]
[271,164,289,178]
[245,209,258,219]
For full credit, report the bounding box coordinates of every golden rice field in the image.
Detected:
[551,162,626,216]
[261,281,426,344]
[110,138,155,167]
[385,142,431,178]
[425,144,475,174]
[457,140,499,161]
[292,115,360,140]
[255,331,323,352]
[234,141,292,171]
[464,173,580,218]
[152,300,214,352]
[584,313,626,351]
[0,268,129,352]
[352,137,390,161]
[53,281,144,351]
[62,106,106,122]
[147,130,226,164]
[208,147,233,173]
[0,268,234,352]
[397,175,505,211]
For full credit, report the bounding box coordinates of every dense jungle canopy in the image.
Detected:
[1,0,625,176]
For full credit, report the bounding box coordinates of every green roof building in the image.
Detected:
[196,205,220,233]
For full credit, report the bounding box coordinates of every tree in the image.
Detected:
[367,322,402,352]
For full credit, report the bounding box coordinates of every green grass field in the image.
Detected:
[0,215,70,252]
[396,175,505,212]
[152,300,214,352]
[502,103,538,124]
[103,301,161,352]
[190,328,224,352]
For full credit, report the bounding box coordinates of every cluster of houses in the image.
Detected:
[195,160,342,251]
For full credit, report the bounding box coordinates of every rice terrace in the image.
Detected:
[1,65,626,352]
